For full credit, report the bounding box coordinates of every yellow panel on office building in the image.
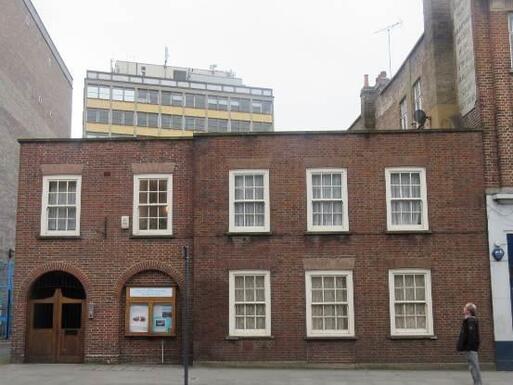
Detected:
[136,104,159,113]
[183,108,207,117]
[86,99,110,109]
[111,101,136,111]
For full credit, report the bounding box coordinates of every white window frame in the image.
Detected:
[229,270,271,337]
[132,174,173,236]
[305,271,355,338]
[40,175,82,237]
[389,269,434,337]
[385,167,429,232]
[306,168,349,233]
[229,169,270,233]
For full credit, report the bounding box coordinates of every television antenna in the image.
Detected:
[375,20,402,77]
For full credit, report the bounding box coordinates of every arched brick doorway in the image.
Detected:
[26,271,86,363]
[119,269,181,363]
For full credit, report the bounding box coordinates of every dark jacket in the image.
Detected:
[457,316,480,352]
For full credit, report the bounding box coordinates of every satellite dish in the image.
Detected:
[414,109,428,127]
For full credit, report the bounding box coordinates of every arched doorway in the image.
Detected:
[26,271,86,363]
[120,269,180,363]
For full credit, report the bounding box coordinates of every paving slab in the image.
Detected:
[0,341,9,365]
[0,365,511,385]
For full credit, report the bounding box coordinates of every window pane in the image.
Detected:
[87,86,98,98]
[68,207,76,221]
[323,277,335,288]
[256,304,265,315]
[235,304,245,316]
[99,87,110,99]
[112,88,124,101]
[256,317,266,329]
[48,218,57,230]
[255,276,265,288]
[139,206,149,218]
[245,276,255,290]
[235,289,244,301]
[312,317,323,330]
[335,289,347,302]
[235,276,244,289]
[125,89,135,102]
[312,289,323,302]
[255,289,265,301]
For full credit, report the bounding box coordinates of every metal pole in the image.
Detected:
[182,246,190,385]
[387,28,392,78]
[5,288,10,340]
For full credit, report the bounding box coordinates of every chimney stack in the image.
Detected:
[375,71,389,88]
[360,71,389,129]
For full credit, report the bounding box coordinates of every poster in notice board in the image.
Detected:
[129,304,149,333]
[153,304,173,333]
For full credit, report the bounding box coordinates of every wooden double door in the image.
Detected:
[27,289,84,363]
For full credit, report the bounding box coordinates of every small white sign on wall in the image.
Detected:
[129,287,173,298]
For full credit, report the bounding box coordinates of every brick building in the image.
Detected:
[350,0,513,370]
[12,130,494,367]
[0,0,72,334]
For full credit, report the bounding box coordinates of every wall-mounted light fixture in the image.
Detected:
[492,244,505,262]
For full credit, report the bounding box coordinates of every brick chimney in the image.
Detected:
[360,72,389,129]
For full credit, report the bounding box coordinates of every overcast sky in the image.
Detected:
[32,0,424,137]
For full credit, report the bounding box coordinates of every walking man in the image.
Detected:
[457,303,482,385]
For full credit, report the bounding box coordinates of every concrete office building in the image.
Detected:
[350,0,513,370]
[0,0,72,329]
[84,61,274,138]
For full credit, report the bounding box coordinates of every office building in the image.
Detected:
[84,60,274,138]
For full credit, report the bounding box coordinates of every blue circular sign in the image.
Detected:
[492,247,505,262]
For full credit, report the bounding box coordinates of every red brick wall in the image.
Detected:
[119,270,180,363]
[12,139,193,363]
[471,2,513,188]
[12,131,492,366]
[192,131,493,364]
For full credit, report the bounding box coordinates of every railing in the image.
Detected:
[0,259,13,339]
[86,71,274,98]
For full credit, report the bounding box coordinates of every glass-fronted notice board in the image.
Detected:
[126,287,176,336]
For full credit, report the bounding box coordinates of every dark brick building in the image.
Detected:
[350,0,513,370]
[12,130,494,367]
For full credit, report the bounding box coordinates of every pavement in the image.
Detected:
[0,365,511,385]
[0,340,9,364]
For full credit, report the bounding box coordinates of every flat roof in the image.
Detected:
[18,128,482,143]
[85,71,274,97]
